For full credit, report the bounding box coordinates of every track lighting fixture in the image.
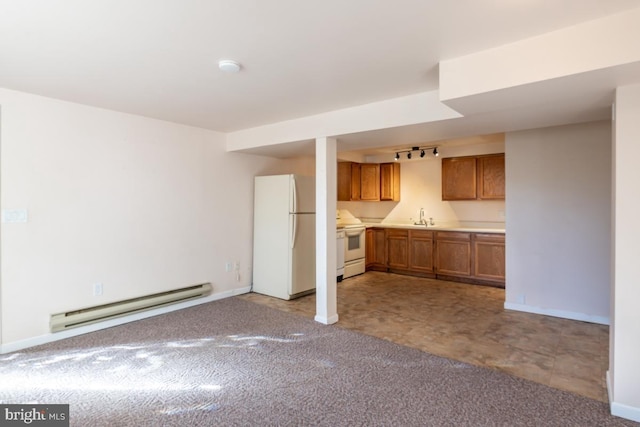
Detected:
[391,145,440,161]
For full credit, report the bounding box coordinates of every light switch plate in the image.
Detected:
[1,209,28,223]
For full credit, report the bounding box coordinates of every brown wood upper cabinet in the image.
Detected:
[338,161,400,201]
[442,153,504,201]
[477,154,505,199]
[338,162,360,201]
[442,157,477,200]
[380,162,401,201]
[360,163,380,201]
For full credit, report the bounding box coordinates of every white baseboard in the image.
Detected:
[504,302,609,325]
[314,314,339,325]
[611,401,640,422]
[607,370,640,422]
[232,285,252,295]
[607,370,614,404]
[0,289,239,354]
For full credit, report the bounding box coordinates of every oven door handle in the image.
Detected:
[345,229,364,237]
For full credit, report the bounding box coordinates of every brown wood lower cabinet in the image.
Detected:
[386,229,409,270]
[366,228,387,271]
[365,227,505,287]
[473,233,506,284]
[408,230,434,275]
[365,228,374,269]
[435,231,472,278]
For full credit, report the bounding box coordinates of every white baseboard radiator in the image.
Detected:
[50,282,212,332]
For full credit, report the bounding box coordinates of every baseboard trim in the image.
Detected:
[0,289,237,354]
[314,314,339,325]
[504,302,609,325]
[607,370,640,422]
[607,370,613,405]
[611,401,640,422]
[231,285,252,295]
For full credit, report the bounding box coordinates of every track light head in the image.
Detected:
[433,147,439,157]
[394,152,400,161]
[420,150,425,158]
[407,152,412,159]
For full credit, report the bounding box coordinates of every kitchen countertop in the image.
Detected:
[363,223,505,234]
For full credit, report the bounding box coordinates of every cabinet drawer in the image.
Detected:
[386,229,408,238]
[436,231,471,241]
[409,230,433,239]
[474,233,505,243]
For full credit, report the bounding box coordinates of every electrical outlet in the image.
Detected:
[225,262,233,272]
[93,283,103,297]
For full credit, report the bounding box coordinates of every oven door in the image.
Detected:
[344,226,366,262]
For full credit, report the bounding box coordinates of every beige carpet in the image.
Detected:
[0,298,635,426]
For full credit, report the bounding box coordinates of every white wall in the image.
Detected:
[337,140,505,227]
[0,88,298,347]
[504,121,611,324]
[610,84,640,421]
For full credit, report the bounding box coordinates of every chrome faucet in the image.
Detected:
[413,209,435,227]
[414,208,427,226]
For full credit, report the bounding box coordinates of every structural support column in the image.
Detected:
[609,83,640,422]
[315,137,338,324]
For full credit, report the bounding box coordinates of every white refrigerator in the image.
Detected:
[252,174,315,300]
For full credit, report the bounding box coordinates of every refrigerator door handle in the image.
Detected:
[291,176,297,213]
[291,215,297,249]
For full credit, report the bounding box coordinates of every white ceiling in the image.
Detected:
[1,0,639,155]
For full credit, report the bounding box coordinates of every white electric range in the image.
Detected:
[337,210,366,279]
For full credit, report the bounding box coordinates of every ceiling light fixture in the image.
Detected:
[392,145,440,161]
[218,59,241,73]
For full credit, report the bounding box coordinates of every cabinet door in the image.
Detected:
[478,154,505,200]
[372,228,387,270]
[380,162,401,201]
[386,229,409,270]
[409,230,434,274]
[351,163,361,200]
[337,162,353,201]
[473,233,505,285]
[360,163,380,201]
[442,157,477,200]
[435,232,471,277]
[365,228,374,268]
